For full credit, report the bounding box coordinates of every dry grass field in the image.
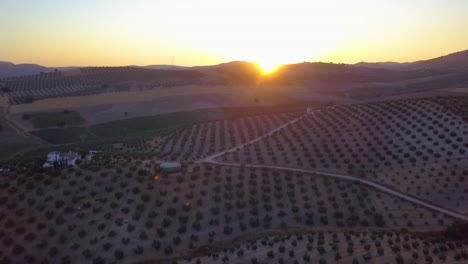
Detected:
[8,85,327,126]
[9,86,250,113]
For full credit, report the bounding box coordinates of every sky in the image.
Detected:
[1,0,468,70]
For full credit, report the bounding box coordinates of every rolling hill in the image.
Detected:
[1,50,467,105]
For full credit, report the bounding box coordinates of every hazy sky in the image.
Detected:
[1,0,467,69]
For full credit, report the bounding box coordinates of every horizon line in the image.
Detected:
[1,48,467,68]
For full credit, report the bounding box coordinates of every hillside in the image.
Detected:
[0,62,78,78]
[355,49,468,71]
[414,50,468,70]
[1,50,467,106]
[1,96,467,264]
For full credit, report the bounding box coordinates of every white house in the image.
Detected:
[43,151,81,168]
[306,107,313,114]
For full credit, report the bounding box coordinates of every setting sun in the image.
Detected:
[256,61,280,75]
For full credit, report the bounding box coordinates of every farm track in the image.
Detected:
[198,110,468,222]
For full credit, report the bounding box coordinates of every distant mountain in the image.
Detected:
[0,62,52,78]
[0,62,78,78]
[354,61,412,70]
[134,65,189,70]
[2,49,467,80]
[354,50,468,71]
[193,61,262,85]
[263,62,444,85]
[413,50,468,70]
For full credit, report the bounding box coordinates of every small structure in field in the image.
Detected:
[306,107,313,114]
[43,151,81,168]
[160,162,182,173]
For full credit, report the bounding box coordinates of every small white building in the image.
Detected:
[43,151,81,168]
[306,107,313,114]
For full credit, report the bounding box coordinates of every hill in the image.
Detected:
[0,61,78,78]
[355,49,468,71]
[2,96,467,264]
[414,49,468,70]
[1,50,467,105]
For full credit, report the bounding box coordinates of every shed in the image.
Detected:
[160,162,182,172]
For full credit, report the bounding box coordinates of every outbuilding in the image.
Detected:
[160,162,182,172]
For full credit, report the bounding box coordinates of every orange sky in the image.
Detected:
[1,0,467,69]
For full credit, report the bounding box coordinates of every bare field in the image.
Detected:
[440,88,468,94]
[7,84,349,126]
[8,85,320,125]
[0,118,40,159]
[9,86,248,113]
[77,93,263,125]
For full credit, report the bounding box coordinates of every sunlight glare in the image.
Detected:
[257,61,279,74]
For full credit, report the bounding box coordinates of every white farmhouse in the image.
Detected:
[43,151,81,168]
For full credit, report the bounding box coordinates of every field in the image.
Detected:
[149,113,298,161]
[217,97,468,214]
[179,231,468,263]
[1,95,467,264]
[23,104,315,146]
[8,84,345,126]
[8,85,251,114]
[31,127,94,145]
[0,118,41,159]
[0,163,460,264]
[0,67,203,105]
[29,110,86,129]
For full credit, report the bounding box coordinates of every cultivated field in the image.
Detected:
[0,67,202,105]
[150,113,299,161]
[217,97,468,214]
[0,163,458,264]
[179,231,468,264]
[1,95,467,264]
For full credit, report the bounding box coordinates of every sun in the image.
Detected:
[255,61,280,75]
